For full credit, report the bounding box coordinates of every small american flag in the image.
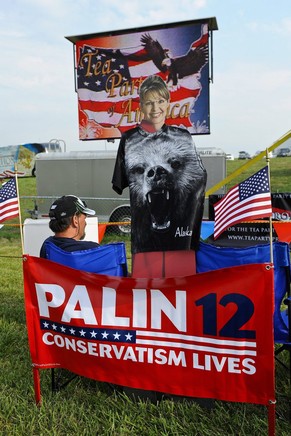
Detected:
[214,166,272,239]
[0,178,19,223]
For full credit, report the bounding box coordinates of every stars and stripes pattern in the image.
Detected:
[40,319,257,357]
[40,319,136,343]
[0,178,19,223]
[214,166,272,239]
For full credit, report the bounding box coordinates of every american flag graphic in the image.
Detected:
[0,178,19,223]
[214,166,272,239]
[76,24,209,139]
[40,319,257,357]
[40,319,136,343]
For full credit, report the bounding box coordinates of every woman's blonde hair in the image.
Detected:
[139,75,170,103]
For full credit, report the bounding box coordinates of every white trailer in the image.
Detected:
[35,150,131,234]
[35,150,226,232]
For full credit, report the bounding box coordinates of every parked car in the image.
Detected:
[276,148,291,157]
[238,151,251,159]
[253,150,274,158]
[226,153,234,160]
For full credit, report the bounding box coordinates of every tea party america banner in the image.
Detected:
[66,18,218,140]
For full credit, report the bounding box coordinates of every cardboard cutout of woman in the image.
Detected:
[112,75,207,256]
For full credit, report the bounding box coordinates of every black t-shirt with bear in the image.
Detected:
[112,123,207,254]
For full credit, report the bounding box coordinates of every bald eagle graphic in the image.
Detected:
[141,33,208,86]
[140,33,169,73]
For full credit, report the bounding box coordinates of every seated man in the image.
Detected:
[40,195,99,258]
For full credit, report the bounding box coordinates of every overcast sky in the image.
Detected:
[1,0,290,156]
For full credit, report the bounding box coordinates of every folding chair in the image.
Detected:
[45,241,128,277]
[196,241,291,411]
[196,241,290,342]
[44,241,128,392]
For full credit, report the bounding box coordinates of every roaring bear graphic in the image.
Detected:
[123,127,207,253]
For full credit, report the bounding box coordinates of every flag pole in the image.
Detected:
[14,164,24,254]
[266,149,273,264]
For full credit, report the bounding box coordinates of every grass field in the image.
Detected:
[224,156,291,192]
[1,158,291,434]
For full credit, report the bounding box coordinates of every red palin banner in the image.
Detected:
[23,256,275,405]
